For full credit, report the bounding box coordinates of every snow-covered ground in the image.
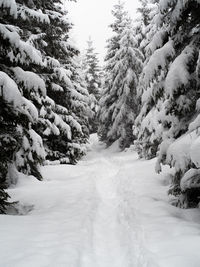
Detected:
[1,134,200,267]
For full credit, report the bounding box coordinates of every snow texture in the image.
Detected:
[0,71,22,108]
[13,67,46,96]
[143,40,175,87]
[0,0,17,17]
[165,46,194,97]
[2,135,200,267]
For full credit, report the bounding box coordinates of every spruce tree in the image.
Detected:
[82,37,101,133]
[36,0,90,164]
[154,0,200,207]
[0,1,47,181]
[99,3,143,149]
[0,0,90,212]
[133,1,167,159]
[134,0,200,207]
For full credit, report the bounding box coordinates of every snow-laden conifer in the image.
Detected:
[99,3,143,149]
[139,0,200,207]
[82,37,101,133]
[0,0,90,212]
[37,1,90,164]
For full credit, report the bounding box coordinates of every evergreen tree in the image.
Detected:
[154,0,200,207]
[0,0,90,212]
[134,0,200,207]
[133,1,167,159]
[0,1,47,181]
[82,37,101,133]
[98,1,127,145]
[99,3,143,149]
[37,0,90,164]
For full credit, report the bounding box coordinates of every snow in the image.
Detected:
[0,23,43,65]
[143,40,175,87]
[181,168,200,191]
[13,67,46,96]
[28,129,46,160]
[0,23,19,47]
[53,114,72,140]
[0,0,17,17]
[159,130,200,174]
[22,97,39,121]
[2,134,200,266]
[165,46,194,97]
[159,0,176,13]
[18,6,50,24]
[165,133,194,172]
[145,29,167,54]
[190,136,200,168]
[51,83,64,92]
[0,71,22,108]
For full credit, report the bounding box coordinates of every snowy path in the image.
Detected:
[1,134,200,267]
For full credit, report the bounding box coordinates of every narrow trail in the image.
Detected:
[2,134,200,267]
[75,135,156,267]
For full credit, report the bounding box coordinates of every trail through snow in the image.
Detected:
[1,134,200,267]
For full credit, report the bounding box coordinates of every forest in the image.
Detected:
[0,0,200,266]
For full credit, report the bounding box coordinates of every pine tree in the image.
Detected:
[99,3,143,149]
[82,37,101,133]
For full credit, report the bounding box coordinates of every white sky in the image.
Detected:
[65,0,141,65]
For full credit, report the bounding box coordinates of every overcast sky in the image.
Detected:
[65,0,141,64]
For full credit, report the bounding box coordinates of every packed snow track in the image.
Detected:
[1,134,200,267]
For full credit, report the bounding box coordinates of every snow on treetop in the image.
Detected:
[0,71,22,108]
[13,67,46,96]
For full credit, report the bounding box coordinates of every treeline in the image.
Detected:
[0,0,91,213]
[99,0,200,208]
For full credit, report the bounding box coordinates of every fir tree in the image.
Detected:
[82,37,101,133]
[0,0,90,212]
[134,0,200,207]
[133,1,166,160]
[155,0,200,207]
[98,2,128,145]
[37,0,90,163]
[99,3,143,149]
[0,1,47,181]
